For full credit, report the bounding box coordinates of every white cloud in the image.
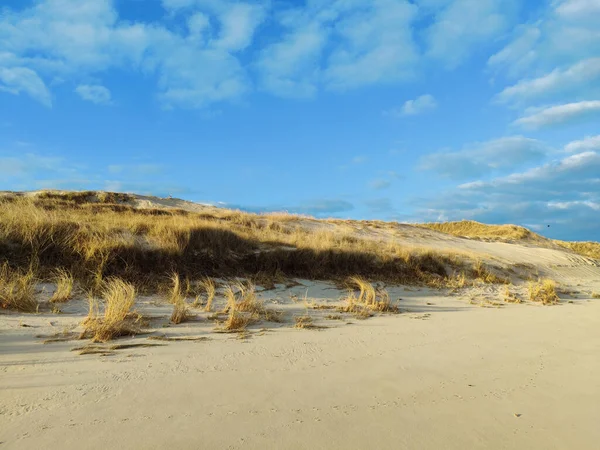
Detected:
[0,0,263,108]
[75,84,112,104]
[415,139,600,240]
[0,65,52,107]
[256,0,419,96]
[555,0,600,21]
[420,136,548,179]
[496,57,600,105]
[565,135,600,153]
[514,101,600,129]
[386,94,437,117]
[489,0,600,77]
[424,0,518,68]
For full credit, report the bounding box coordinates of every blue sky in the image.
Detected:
[1,0,599,241]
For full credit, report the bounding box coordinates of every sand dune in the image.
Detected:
[1,191,600,449]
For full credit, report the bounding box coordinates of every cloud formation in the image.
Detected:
[514,101,600,129]
[419,136,548,179]
[385,94,438,117]
[0,0,524,108]
[416,136,600,240]
[75,84,112,104]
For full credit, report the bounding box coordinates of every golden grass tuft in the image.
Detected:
[168,273,185,304]
[339,276,399,316]
[170,298,191,324]
[198,277,216,311]
[50,268,74,303]
[528,279,560,305]
[0,263,37,312]
[592,292,600,299]
[82,278,141,342]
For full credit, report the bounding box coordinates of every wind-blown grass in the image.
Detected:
[0,263,37,312]
[50,268,74,303]
[82,278,141,342]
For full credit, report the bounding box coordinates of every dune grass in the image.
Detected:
[82,278,141,342]
[0,193,480,293]
[0,263,37,312]
[421,220,538,241]
[197,277,216,311]
[555,241,600,260]
[167,273,191,324]
[503,286,522,304]
[50,268,74,303]
[528,279,560,305]
[339,276,399,316]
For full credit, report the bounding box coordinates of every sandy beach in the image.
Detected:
[2,281,600,449]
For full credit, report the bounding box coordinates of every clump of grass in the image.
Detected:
[528,279,559,305]
[472,260,509,284]
[294,315,315,329]
[503,286,522,304]
[168,273,184,304]
[170,298,191,324]
[82,278,141,342]
[198,277,216,311]
[225,281,282,322]
[50,269,74,303]
[339,276,399,316]
[0,263,37,312]
[325,314,343,320]
[591,292,600,299]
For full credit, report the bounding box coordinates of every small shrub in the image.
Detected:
[528,279,559,305]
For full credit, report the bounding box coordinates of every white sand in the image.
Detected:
[2,281,600,449]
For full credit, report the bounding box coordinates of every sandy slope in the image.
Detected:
[2,281,600,450]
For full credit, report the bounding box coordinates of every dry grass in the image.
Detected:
[293,315,316,329]
[82,278,141,342]
[168,273,185,304]
[503,286,522,304]
[421,220,538,241]
[0,263,37,312]
[528,279,560,305]
[0,193,481,292]
[170,298,191,324]
[555,241,600,260]
[339,276,399,316]
[50,268,74,303]
[198,277,216,311]
[592,292,600,299]
[223,281,282,323]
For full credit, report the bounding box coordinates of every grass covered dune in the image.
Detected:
[0,191,486,299]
